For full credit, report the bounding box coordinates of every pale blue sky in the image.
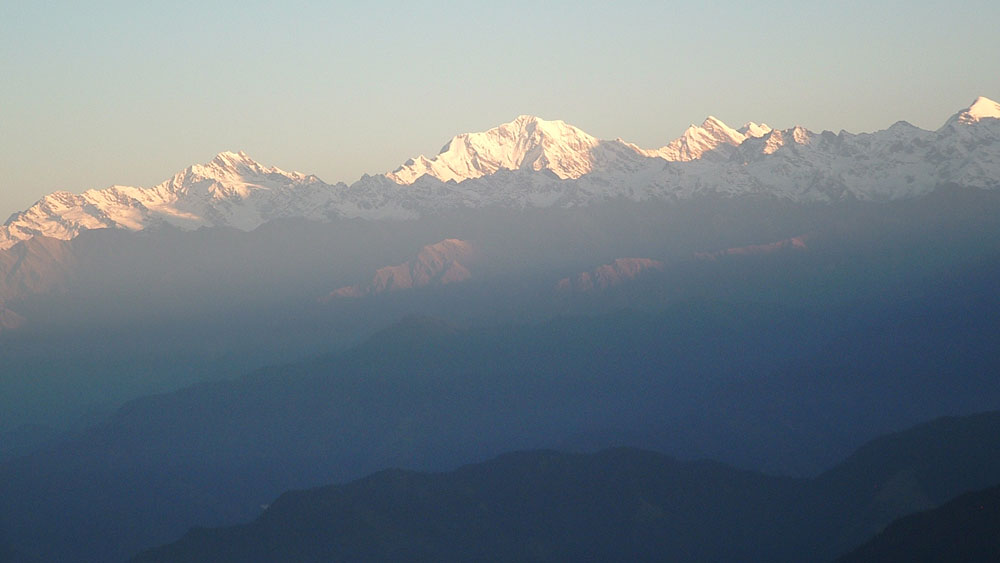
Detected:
[1,1,998,216]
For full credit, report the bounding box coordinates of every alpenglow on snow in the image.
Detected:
[2,97,999,250]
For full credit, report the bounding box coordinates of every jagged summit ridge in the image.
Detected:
[2,96,999,250]
[387,113,775,187]
[386,115,605,184]
[0,151,337,249]
[616,116,771,163]
[648,116,772,161]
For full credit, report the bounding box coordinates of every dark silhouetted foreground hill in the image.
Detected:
[135,411,1000,562]
[836,483,1000,563]
[810,411,1000,559]
[133,448,804,562]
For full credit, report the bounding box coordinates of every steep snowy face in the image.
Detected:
[641,116,772,161]
[387,115,607,184]
[942,96,1000,127]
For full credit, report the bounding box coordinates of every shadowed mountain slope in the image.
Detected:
[134,410,1000,562]
[835,483,1000,563]
[808,412,1000,559]
[133,448,803,563]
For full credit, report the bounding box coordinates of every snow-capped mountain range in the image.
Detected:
[2,97,999,250]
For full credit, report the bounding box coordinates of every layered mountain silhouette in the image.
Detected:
[836,482,1000,562]
[2,184,992,442]
[133,448,803,562]
[133,411,1000,562]
[2,249,1000,562]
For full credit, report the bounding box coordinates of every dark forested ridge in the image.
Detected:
[6,399,1000,561]
[133,448,806,563]
[809,412,1000,559]
[836,483,1000,563]
[134,409,1000,563]
[3,263,1000,561]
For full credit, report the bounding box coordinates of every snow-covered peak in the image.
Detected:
[185,151,304,184]
[208,150,261,171]
[790,125,812,144]
[942,96,1000,128]
[739,122,773,138]
[756,126,814,154]
[386,113,777,183]
[147,150,321,207]
[646,116,768,162]
[0,151,327,249]
[214,150,254,164]
[964,96,1000,120]
[3,97,1000,252]
[701,115,733,130]
[387,115,603,184]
